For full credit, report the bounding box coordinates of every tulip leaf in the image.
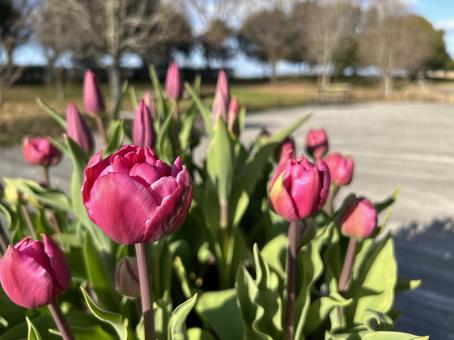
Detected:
[60,325,113,340]
[168,294,198,340]
[362,332,429,340]
[395,277,421,292]
[185,83,213,137]
[196,289,243,340]
[26,317,42,340]
[105,120,125,156]
[187,328,217,340]
[148,65,169,122]
[128,85,138,109]
[80,287,134,340]
[268,113,311,143]
[206,119,234,204]
[3,178,72,212]
[36,97,67,129]
[113,81,129,120]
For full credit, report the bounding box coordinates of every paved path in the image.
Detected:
[1,102,453,338]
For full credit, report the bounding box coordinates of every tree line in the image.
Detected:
[0,0,451,102]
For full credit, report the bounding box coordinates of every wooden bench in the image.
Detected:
[317,83,352,104]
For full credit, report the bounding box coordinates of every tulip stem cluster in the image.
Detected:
[284,220,300,340]
[135,243,155,340]
[48,300,75,340]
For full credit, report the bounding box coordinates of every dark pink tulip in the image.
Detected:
[115,257,140,298]
[325,153,354,186]
[340,197,377,239]
[277,137,295,162]
[82,145,192,245]
[0,235,71,308]
[165,62,182,101]
[212,70,230,122]
[227,96,240,134]
[66,102,94,154]
[132,100,155,147]
[143,91,156,119]
[269,154,330,221]
[23,137,62,167]
[306,128,329,159]
[83,69,105,115]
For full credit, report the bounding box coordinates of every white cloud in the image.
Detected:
[435,20,454,32]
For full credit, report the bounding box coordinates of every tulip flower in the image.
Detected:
[132,100,155,147]
[82,145,192,245]
[212,70,230,122]
[227,96,240,135]
[83,70,105,115]
[66,103,94,154]
[115,257,140,298]
[306,128,329,159]
[325,153,354,187]
[165,62,182,101]
[340,196,377,239]
[269,155,330,222]
[23,137,62,167]
[143,91,156,119]
[277,137,295,163]
[0,235,71,308]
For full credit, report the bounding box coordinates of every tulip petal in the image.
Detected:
[290,167,321,218]
[0,247,54,308]
[43,235,71,292]
[86,173,160,244]
[269,172,298,221]
[150,177,179,203]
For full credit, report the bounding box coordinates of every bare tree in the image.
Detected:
[359,0,435,96]
[302,0,360,89]
[0,0,33,105]
[48,0,190,102]
[199,19,233,69]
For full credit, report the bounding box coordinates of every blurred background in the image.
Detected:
[0,0,454,338]
[1,0,454,143]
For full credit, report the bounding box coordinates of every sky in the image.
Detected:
[11,1,454,78]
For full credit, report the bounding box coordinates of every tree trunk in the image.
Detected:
[319,62,331,91]
[270,60,278,83]
[55,67,65,102]
[109,59,121,104]
[383,73,393,98]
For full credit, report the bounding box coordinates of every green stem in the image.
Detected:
[327,184,339,216]
[338,238,358,324]
[0,222,9,252]
[48,300,75,340]
[95,116,108,147]
[135,243,155,340]
[42,165,50,187]
[19,194,37,239]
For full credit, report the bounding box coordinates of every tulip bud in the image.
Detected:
[227,97,240,135]
[269,155,330,221]
[115,257,140,298]
[339,196,377,239]
[132,100,155,147]
[306,128,329,159]
[212,70,230,122]
[143,91,156,119]
[165,62,182,101]
[82,145,192,245]
[83,70,105,115]
[0,235,71,308]
[325,153,354,186]
[23,137,62,167]
[276,137,295,163]
[66,103,94,154]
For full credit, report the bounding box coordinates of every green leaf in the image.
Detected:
[168,294,198,340]
[26,317,42,340]
[105,120,125,155]
[363,310,394,331]
[36,97,66,129]
[80,287,133,340]
[362,331,428,340]
[4,178,72,212]
[269,113,311,143]
[128,85,138,109]
[196,289,243,340]
[187,328,217,340]
[206,119,234,203]
[185,83,213,136]
[395,277,421,292]
[148,65,169,122]
[68,326,114,340]
[113,81,129,120]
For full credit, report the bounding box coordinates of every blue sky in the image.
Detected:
[12,1,454,78]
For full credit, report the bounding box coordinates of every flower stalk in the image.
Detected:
[95,116,108,147]
[135,243,155,340]
[339,238,357,293]
[326,184,339,216]
[48,300,75,340]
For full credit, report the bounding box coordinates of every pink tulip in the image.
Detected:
[83,70,105,115]
[115,257,140,298]
[66,102,94,154]
[165,62,182,101]
[227,97,240,134]
[277,137,295,162]
[143,91,156,119]
[306,128,329,159]
[325,153,354,186]
[82,145,192,245]
[212,70,230,122]
[269,154,330,221]
[23,137,62,167]
[340,197,377,239]
[132,100,155,147]
[0,235,71,308]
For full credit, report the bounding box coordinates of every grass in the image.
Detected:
[0,78,451,146]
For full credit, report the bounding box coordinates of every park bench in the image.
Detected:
[317,83,352,104]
